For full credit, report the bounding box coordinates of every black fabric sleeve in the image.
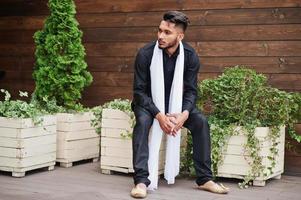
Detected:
[133,50,160,117]
[182,52,200,113]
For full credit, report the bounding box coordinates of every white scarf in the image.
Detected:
[148,41,184,190]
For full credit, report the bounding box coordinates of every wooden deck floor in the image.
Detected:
[0,162,301,200]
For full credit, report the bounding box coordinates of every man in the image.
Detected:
[131,11,229,198]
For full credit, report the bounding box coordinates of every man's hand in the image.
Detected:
[155,112,176,136]
[167,110,189,134]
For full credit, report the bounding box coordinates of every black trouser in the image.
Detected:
[132,105,213,186]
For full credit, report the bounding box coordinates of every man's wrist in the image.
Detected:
[155,112,164,120]
[182,110,189,117]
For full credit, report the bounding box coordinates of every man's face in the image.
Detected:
[157,20,184,49]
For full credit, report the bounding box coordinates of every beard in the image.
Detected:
[158,38,178,50]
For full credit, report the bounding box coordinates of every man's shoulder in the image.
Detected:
[137,41,156,57]
[183,42,197,55]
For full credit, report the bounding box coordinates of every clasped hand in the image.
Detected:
[155,111,189,136]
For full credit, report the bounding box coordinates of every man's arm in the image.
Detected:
[167,51,200,133]
[133,50,160,117]
[182,51,200,113]
[133,49,175,134]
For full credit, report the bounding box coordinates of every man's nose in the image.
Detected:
[158,32,164,39]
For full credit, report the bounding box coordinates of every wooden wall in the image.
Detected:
[0,0,300,106]
[0,0,301,174]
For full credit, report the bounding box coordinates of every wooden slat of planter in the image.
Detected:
[56,112,94,122]
[0,125,56,139]
[218,164,283,179]
[0,152,56,168]
[0,133,56,149]
[57,145,99,160]
[101,128,130,138]
[57,137,99,151]
[101,118,132,132]
[101,146,166,159]
[0,143,56,158]
[57,130,98,141]
[102,109,131,120]
[57,121,94,132]
[0,115,56,129]
[0,161,55,174]
[101,155,165,169]
[101,137,131,148]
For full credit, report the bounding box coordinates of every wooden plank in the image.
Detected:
[3,56,301,74]
[57,137,99,150]
[57,145,99,160]
[56,112,94,122]
[73,0,301,14]
[1,8,301,30]
[268,74,301,90]
[76,8,301,27]
[0,134,56,149]
[1,41,300,57]
[57,130,98,141]
[81,25,301,42]
[0,143,56,158]
[57,121,94,132]
[0,125,56,138]
[0,152,56,168]
[196,41,301,56]
[0,115,56,129]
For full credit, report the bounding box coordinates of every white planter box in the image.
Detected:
[100,108,187,175]
[56,112,100,167]
[0,115,57,177]
[217,126,285,186]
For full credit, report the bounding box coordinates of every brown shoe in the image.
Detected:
[198,180,229,194]
[130,183,147,198]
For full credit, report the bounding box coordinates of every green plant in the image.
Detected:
[91,99,135,138]
[0,89,45,124]
[33,0,92,111]
[180,66,301,188]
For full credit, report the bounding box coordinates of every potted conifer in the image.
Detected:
[33,0,98,167]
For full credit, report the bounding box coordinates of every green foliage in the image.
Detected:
[91,99,134,138]
[33,0,92,111]
[181,66,301,188]
[0,89,45,124]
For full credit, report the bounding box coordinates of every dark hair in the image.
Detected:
[163,11,190,31]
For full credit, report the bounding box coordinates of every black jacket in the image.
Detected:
[132,41,200,117]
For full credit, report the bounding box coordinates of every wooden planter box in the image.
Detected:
[217,126,285,186]
[56,112,100,167]
[0,115,56,177]
[100,108,187,175]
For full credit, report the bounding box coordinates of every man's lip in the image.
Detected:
[158,41,165,45]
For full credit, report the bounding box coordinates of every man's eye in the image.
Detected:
[165,31,171,35]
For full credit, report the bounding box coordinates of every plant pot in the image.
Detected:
[56,112,100,167]
[217,126,285,186]
[0,115,56,177]
[100,108,187,175]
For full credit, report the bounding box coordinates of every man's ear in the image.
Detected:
[178,33,184,42]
